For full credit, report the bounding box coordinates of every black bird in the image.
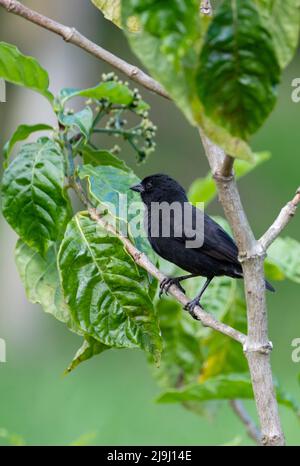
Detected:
[130,174,274,313]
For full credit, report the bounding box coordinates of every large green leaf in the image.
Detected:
[0,42,53,102]
[1,139,71,255]
[122,0,253,161]
[154,298,203,388]
[58,212,162,360]
[255,0,300,69]
[15,239,110,370]
[188,152,271,205]
[197,0,280,139]
[60,81,134,106]
[79,145,130,172]
[79,164,154,257]
[268,237,300,284]
[157,373,300,416]
[15,240,75,328]
[3,124,53,164]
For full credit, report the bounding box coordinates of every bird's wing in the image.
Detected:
[173,204,239,265]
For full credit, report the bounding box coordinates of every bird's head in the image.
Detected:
[130,174,188,205]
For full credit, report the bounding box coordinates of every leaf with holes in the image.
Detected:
[58,212,162,361]
[1,139,71,255]
[0,42,53,102]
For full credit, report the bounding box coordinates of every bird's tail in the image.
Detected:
[265,280,275,292]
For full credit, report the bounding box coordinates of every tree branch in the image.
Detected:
[259,188,300,251]
[0,0,169,99]
[199,128,285,446]
[229,400,261,445]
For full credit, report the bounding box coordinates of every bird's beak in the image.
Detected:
[130,183,145,193]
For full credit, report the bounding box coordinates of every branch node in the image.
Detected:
[130,67,139,77]
[212,172,234,183]
[64,27,76,42]
[243,340,273,355]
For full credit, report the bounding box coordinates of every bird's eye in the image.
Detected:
[146,181,153,190]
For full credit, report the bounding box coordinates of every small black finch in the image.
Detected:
[131,174,274,313]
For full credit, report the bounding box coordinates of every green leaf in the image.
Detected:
[3,123,53,164]
[1,139,71,255]
[197,0,280,139]
[267,237,300,284]
[255,0,300,69]
[65,336,110,373]
[58,212,162,360]
[153,298,203,388]
[0,42,53,102]
[264,261,285,282]
[15,239,75,329]
[200,289,248,382]
[188,152,271,205]
[79,145,130,172]
[92,0,121,27]
[59,107,94,142]
[122,0,203,126]
[122,1,254,161]
[79,164,153,257]
[157,374,254,403]
[157,373,300,416]
[60,81,134,106]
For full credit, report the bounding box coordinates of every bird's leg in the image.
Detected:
[159,274,197,298]
[184,277,213,315]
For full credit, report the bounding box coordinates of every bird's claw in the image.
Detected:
[184,299,200,314]
[159,277,186,298]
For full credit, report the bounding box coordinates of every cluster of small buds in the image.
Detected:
[101,72,118,83]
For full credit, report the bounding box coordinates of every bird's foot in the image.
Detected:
[184,298,200,318]
[159,277,186,298]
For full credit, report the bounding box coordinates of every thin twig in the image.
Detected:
[259,188,300,251]
[229,400,261,445]
[0,0,169,99]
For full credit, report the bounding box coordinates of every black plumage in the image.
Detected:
[130,174,274,312]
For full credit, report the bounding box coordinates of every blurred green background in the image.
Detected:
[0,0,300,446]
